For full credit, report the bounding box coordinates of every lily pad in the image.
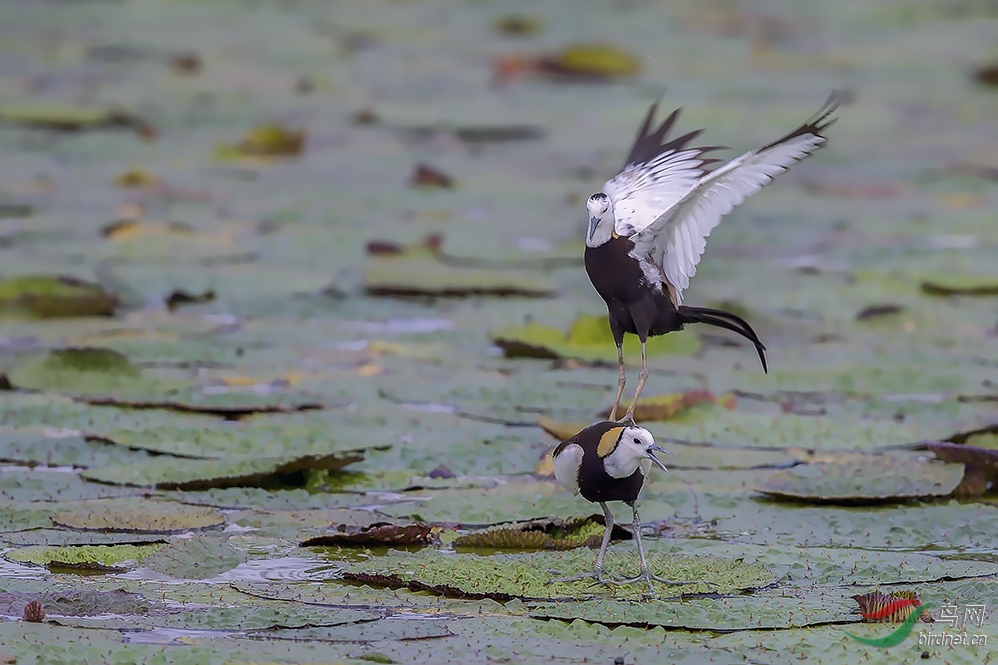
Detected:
[216,124,305,160]
[378,481,675,525]
[0,588,156,618]
[921,275,998,296]
[364,258,556,298]
[99,423,369,460]
[343,548,773,600]
[51,498,225,533]
[4,544,162,572]
[301,522,437,548]
[0,103,148,134]
[756,455,965,504]
[82,451,366,490]
[6,348,164,394]
[599,390,736,421]
[528,586,856,630]
[924,439,998,498]
[1,529,166,548]
[0,276,118,319]
[140,536,246,580]
[452,515,630,551]
[493,314,700,362]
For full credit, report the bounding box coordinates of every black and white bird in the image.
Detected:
[584,93,840,422]
[550,420,708,592]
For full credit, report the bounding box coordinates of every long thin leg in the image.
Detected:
[623,339,649,421]
[546,502,620,587]
[616,502,717,594]
[608,343,626,421]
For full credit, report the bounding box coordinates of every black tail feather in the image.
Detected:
[678,306,768,373]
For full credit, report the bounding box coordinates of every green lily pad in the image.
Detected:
[921,274,998,296]
[378,480,675,525]
[0,276,119,319]
[343,548,774,600]
[301,522,437,548]
[140,536,246,580]
[82,451,366,490]
[263,619,454,642]
[1,529,166,548]
[453,515,629,551]
[51,498,225,533]
[756,455,966,504]
[0,588,158,618]
[492,314,700,362]
[364,257,556,298]
[100,423,369,460]
[527,585,856,630]
[0,103,141,131]
[6,347,167,394]
[4,544,162,572]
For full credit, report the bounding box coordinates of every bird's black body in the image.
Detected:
[554,420,645,504]
[584,236,768,371]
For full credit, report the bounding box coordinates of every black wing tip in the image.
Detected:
[756,90,844,154]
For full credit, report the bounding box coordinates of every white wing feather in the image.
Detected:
[631,131,827,305]
[604,149,711,237]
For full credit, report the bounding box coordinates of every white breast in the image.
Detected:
[553,443,584,495]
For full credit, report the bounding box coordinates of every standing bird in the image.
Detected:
[585,93,840,421]
[549,420,709,592]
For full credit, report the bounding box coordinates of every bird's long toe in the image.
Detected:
[546,568,621,588]
[615,568,718,594]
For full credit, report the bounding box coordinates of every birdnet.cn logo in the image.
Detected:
[844,598,988,649]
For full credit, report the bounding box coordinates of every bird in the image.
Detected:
[584,93,841,422]
[549,419,710,593]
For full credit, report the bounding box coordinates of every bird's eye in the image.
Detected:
[633,437,641,444]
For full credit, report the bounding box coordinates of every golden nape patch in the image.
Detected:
[596,427,625,458]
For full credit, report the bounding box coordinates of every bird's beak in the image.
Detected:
[588,216,599,240]
[646,444,673,472]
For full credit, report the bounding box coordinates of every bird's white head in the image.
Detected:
[585,192,614,248]
[602,425,673,479]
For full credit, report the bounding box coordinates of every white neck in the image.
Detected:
[586,212,615,248]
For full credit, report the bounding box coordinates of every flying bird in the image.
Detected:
[584,93,840,422]
[549,420,709,592]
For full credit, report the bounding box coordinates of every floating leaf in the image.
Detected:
[140,536,245,580]
[343,548,773,601]
[0,103,153,138]
[4,544,162,572]
[410,163,453,188]
[0,276,118,319]
[493,315,700,362]
[378,481,674,525]
[924,438,998,498]
[855,303,905,321]
[301,522,437,548]
[453,515,629,551]
[113,169,162,188]
[493,15,543,36]
[921,275,998,296]
[599,390,734,421]
[364,257,556,298]
[52,499,224,533]
[366,233,443,257]
[549,43,639,77]
[216,124,304,160]
[7,347,155,394]
[81,452,366,490]
[756,455,964,504]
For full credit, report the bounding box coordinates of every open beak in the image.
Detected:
[646,444,674,472]
[588,216,599,240]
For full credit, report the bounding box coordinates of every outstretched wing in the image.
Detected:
[603,102,726,237]
[630,93,840,305]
